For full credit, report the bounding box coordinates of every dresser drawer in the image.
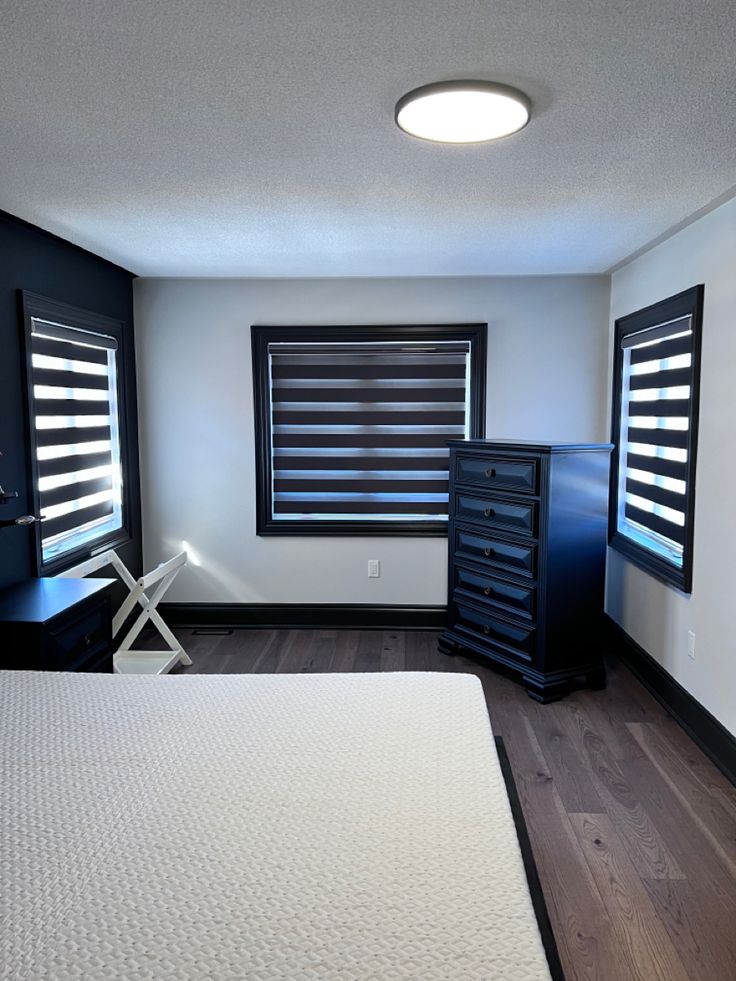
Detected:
[455,528,537,578]
[454,603,535,660]
[455,454,538,495]
[455,492,537,537]
[46,603,110,670]
[454,566,535,620]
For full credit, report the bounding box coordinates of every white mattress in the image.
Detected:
[1,670,551,980]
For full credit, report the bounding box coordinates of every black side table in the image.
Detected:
[0,577,116,671]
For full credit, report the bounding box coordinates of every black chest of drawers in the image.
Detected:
[439,440,613,702]
[0,577,116,672]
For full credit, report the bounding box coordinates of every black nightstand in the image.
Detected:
[0,577,116,672]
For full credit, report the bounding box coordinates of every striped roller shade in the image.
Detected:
[618,314,695,563]
[30,318,124,564]
[268,341,472,521]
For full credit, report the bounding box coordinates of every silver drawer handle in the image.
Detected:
[483,586,492,596]
[483,508,495,518]
[483,625,490,635]
[483,547,495,558]
[485,468,496,478]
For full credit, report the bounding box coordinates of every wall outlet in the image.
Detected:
[687,630,696,660]
[367,559,381,578]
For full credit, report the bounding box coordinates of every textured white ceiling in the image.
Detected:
[1,0,735,277]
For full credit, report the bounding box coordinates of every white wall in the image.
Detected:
[607,195,736,735]
[134,275,609,606]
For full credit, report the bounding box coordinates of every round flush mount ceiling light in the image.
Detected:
[395,80,531,144]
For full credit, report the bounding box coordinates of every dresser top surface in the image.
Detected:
[447,439,614,453]
[0,577,116,624]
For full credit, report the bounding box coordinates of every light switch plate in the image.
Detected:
[687,630,696,660]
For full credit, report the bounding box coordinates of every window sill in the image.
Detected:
[608,531,691,594]
[42,529,132,578]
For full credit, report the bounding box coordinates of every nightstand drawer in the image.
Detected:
[455,492,537,537]
[454,603,535,660]
[47,603,110,670]
[454,566,535,620]
[455,528,537,578]
[64,639,112,674]
[455,454,538,495]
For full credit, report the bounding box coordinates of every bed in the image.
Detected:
[1,670,556,980]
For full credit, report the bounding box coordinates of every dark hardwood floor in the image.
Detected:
[155,626,736,981]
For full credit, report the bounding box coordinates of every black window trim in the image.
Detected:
[20,290,134,575]
[608,285,704,593]
[252,323,487,537]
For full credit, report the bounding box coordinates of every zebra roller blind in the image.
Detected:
[28,316,125,567]
[253,326,486,535]
[610,286,703,592]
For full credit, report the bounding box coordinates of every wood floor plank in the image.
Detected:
[174,630,229,672]
[330,629,360,672]
[503,714,612,981]
[569,813,689,981]
[424,632,456,672]
[596,658,670,725]
[628,722,736,879]
[524,699,606,814]
[271,629,316,673]
[179,627,272,673]
[353,630,382,672]
[142,626,221,664]
[555,703,684,880]
[622,754,736,910]
[252,629,293,673]
[569,692,647,763]
[648,715,736,804]
[206,628,274,667]
[438,644,464,672]
[713,784,736,821]
[643,878,736,981]
[404,630,437,672]
[379,630,406,671]
[181,649,231,674]
[298,629,337,673]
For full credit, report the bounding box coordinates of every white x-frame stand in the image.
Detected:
[58,549,191,674]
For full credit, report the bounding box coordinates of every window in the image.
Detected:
[21,292,131,574]
[609,286,704,592]
[252,324,487,535]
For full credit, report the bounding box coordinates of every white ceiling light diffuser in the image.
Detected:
[395,80,531,144]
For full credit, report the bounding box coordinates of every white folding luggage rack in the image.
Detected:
[58,549,191,674]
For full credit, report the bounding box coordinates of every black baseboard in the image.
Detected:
[607,615,736,788]
[160,603,447,631]
[495,737,566,981]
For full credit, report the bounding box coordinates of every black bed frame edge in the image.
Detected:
[495,736,567,981]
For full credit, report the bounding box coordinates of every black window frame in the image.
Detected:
[252,323,487,537]
[609,285,704,593]
[20,291,134,575]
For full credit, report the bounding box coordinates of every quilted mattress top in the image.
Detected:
[1,670,551,980]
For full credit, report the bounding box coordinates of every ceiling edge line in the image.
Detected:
[606,182,736,276]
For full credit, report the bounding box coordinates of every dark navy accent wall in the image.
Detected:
[0,211,141,590]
